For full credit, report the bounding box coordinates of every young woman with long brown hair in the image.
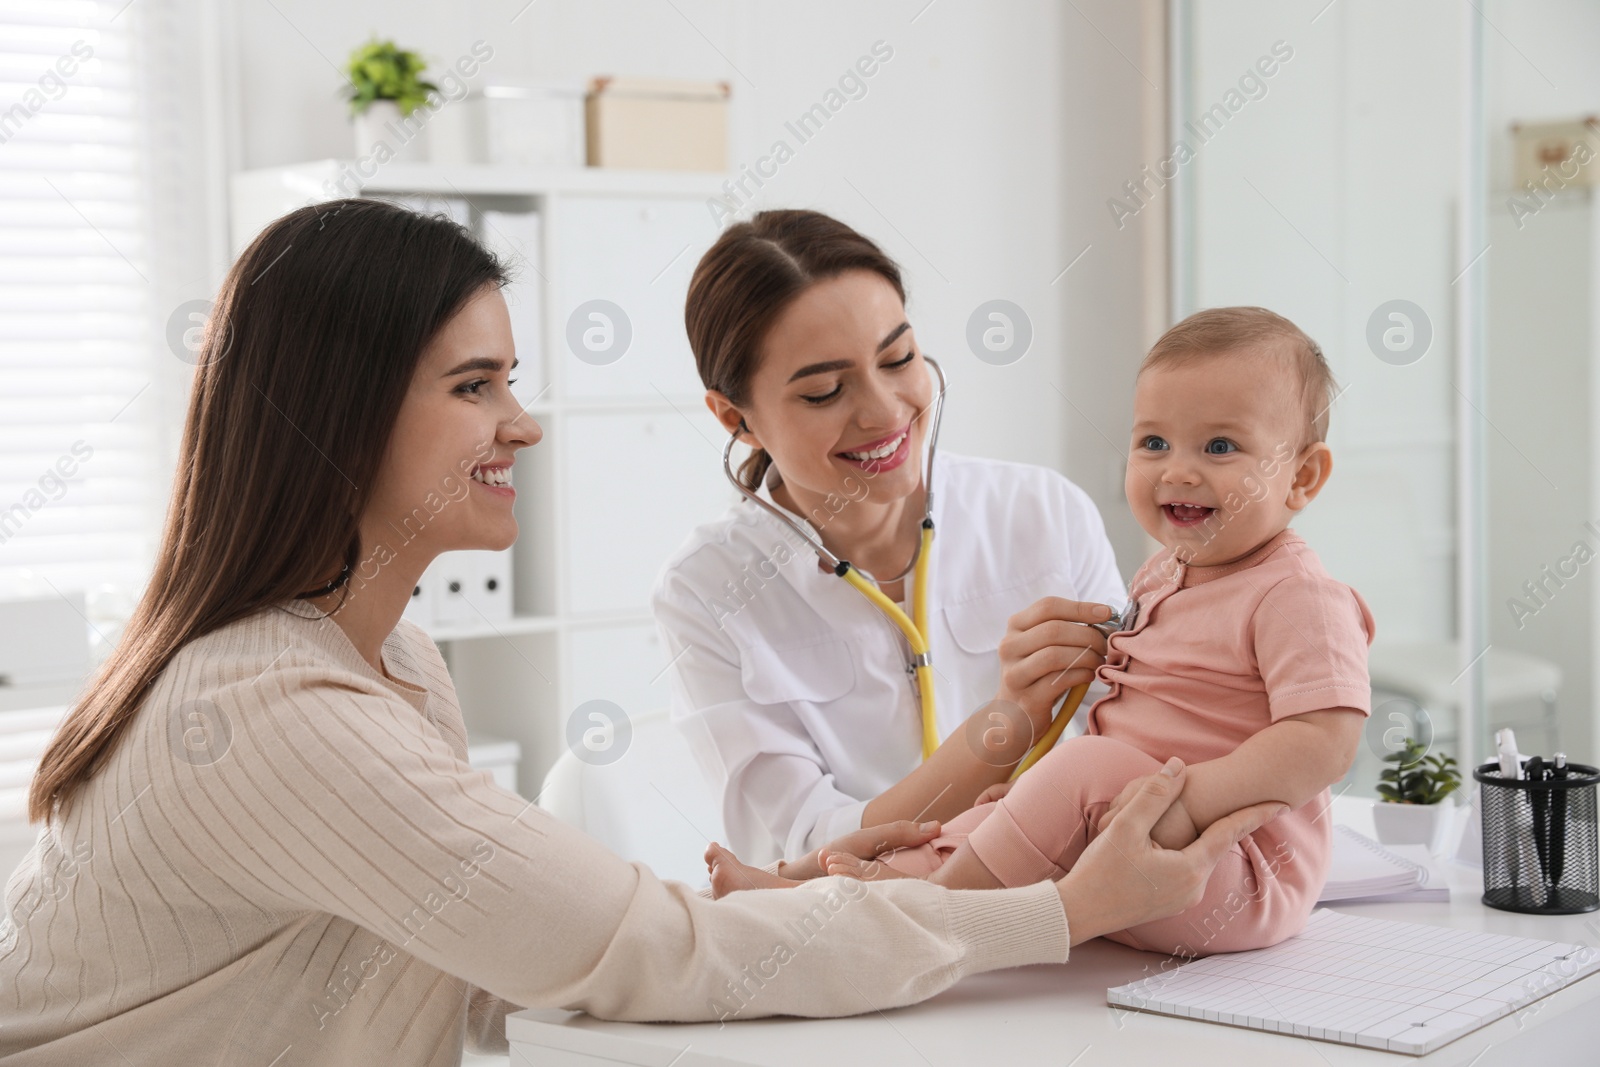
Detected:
[2,199,1284,1064]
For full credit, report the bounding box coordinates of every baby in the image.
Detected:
[706,306,1375,959]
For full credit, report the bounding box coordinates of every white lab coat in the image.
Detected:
[651,453,1127,865]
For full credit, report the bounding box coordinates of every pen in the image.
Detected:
[1551,753,1568,885]
[1526,755,1549,887]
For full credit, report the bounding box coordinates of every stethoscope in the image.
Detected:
[720,355,1131,778]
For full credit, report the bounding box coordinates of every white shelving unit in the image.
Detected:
[231,161,735,795]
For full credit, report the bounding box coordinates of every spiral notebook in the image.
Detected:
[1107,909,1600,1054]
[1318,825,1449,904]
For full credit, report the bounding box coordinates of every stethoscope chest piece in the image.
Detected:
[1093,597,1139,637]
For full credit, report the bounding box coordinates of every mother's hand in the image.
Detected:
[1054,758,1287,947]
[994,597,1112,739]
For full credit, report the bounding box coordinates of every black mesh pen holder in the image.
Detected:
[1474,760,1600,914]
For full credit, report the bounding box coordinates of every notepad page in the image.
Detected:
[1106,909,1600,1055]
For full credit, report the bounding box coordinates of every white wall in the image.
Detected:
[1058,0,1166,575]
[223,0,1157,579]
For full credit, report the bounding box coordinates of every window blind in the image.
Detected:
[0,0,156,604]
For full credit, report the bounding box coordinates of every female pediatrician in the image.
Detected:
[2,200,1286,1063]
[654,210,1129,867]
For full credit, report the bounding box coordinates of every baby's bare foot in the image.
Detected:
[705,842,800,898]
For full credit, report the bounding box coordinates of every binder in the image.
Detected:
[401,574,434,629]
[427,549,513,630]
[463,548,513,623]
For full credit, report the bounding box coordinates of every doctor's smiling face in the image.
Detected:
[1126,345,1332,569]
[709,268,934,517]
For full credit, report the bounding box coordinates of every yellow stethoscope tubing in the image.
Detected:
[1010,682,1091,780]
[838,520,939,760]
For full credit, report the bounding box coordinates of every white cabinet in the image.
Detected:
[549,196,718,400]
[562,410,731,615]
[230,164,731,795]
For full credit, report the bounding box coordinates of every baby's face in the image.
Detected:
[1125,349,1321,569]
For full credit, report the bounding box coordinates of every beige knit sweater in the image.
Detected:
[0,599,1070,1064]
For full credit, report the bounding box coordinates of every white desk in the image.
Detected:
[508,801,1600,1065]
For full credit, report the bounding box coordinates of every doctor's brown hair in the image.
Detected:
[28,199,507,823]
[685,209,906,490]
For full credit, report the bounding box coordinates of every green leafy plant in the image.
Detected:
[1377,739,1461,804]
[343,39,437,118]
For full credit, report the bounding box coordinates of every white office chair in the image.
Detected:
[537,708,726,887]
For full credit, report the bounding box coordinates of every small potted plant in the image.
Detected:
[1373,738,1462,853]
[344,39,438,162]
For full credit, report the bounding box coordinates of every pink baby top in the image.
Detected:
[1091,528,1376,751]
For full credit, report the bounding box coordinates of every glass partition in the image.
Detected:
[1171,0,1491,789]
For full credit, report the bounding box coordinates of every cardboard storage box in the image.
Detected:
[585,77,729,171]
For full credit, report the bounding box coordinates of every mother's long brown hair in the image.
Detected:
[28,198,506,822]
[685,209,905,490]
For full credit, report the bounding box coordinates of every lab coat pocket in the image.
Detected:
[943,571,1078,653]
[739,637,857,706]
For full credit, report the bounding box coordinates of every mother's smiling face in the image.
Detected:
[706,269,934,512]
[365,284,539,564]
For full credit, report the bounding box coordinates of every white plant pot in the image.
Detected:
[1373,794,1459,854]
[351,99,429,164]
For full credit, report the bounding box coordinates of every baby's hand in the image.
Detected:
[1098,778,1198,850]
[1146,796,1200,850]
[974,780,1015,806]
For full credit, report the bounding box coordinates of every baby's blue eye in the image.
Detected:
[1141,435,1169,452]
[1205,438,1237,455]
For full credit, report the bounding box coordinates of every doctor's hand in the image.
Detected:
[1054,758,1288,947]
[994,597,1112,739]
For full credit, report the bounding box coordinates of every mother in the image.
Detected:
[3,200,1281,1064]
[655,210,1128,867]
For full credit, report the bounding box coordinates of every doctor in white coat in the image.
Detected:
[653,210,1127,866]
